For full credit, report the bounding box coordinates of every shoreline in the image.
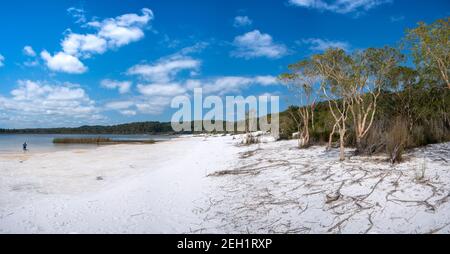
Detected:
[0,134,178,156]
[0,135,241,233]
[0,135,449,233]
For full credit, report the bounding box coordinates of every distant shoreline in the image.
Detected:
[52,137,157,145]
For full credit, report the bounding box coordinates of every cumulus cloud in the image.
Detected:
[41,51,87,74]
[119,110,137,116]
[88,8,153,48]
[186,75,280,95]
[103,74,280,116]
[62,33,107,57]
[23,46,36,57]
[127,57,200,83]
[100,79,132,94]
[104,100,137,117]
[301,38,351,51]
[0,80,103,126]
[105,100,134,110]
[137,83,187,97]
[22,46,39,67]
[114,45,280,117]
[288,0,392,15]
[231,30,288,59]
[113,45,203,116]
[135,97,173,115]
[104,96,172,116]
[233,16,253,27]
[0,54,4,67]
[42,8,153,74]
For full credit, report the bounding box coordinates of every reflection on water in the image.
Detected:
[0,134,173,153]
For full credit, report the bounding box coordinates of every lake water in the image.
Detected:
[0,134,174,154]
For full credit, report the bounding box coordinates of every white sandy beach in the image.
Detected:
[0,135,449,234]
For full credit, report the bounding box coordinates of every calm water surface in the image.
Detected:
[0,134,173,154]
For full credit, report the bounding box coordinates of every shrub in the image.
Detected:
[385,118,410,164]
[242,133,260,145]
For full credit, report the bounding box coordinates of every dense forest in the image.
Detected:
[0,121,174,135]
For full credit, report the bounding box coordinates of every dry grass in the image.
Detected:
[386,118,410,164]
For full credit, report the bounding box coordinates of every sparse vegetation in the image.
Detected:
[242,133,260,145]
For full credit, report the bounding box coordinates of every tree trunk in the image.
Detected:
[339,130,345,161]
[355,135,362,154]
[327,123,337,151]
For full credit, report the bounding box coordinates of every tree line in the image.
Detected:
[279,17,449,162]
[0,122,174,135]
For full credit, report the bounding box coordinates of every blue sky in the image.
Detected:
[0,0,448,128]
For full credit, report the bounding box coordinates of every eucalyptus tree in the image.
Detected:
[311,48,354,161]
[279,60,318,148]
[349,47,404,152]
[387,66,420,133]
[405,18,450,89]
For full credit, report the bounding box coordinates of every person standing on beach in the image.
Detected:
[23,142,28,152]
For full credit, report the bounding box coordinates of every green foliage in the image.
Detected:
[279,86,450,151]
[279,17,449,161]
[405,17,450,88]
[0,121,174,134]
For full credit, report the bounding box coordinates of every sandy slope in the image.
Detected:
[0,135,449,234]
[200,140,450,234]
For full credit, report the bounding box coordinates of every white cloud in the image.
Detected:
[42,8,153,74]
[104,100,138,116]
[288,0,392,15]
[104,74,280,117]
[41,50,87,74]
[105,100,134,110]
[89,8,153,48]
[23,46,39,67]
[137,83,187,97]
[231,30,288,59]
[119,110,137,116]
[0,80,103,126]
[62,33,107,57]
[128,56,200,83]
[67,7,86,24]
[100,79,132,94]
[135,97,172,115]
[117,46,203,116]
[301,38,351,51]
[118,45,279,116]
[23,46,36,57]
[233,16,253,27]
[178,42,209,55]
[105,97,171,116]
[254,76,280,86]
[0,54,4,67]
[187,75,280,95]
